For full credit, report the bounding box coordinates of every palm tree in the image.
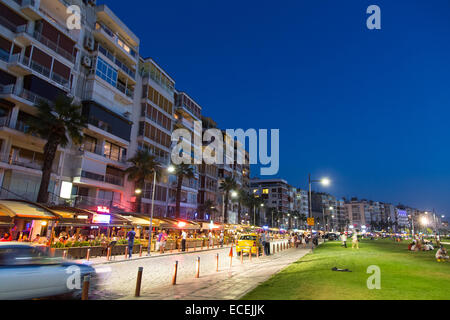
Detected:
[125,150,162,212]
[173,164,195,219]
[219,176,237,224]
[26,95,86,204]
[198,199,217,221]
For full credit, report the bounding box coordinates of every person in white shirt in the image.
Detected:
[341,233,348,248]
[181,230,187,252]
[208,231,213,247]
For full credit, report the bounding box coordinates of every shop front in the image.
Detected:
[0,199,60,243]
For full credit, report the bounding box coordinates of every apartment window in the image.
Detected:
[96,57,117,87]
[262,189,269,194]
[104,141,125,162]
[83,135,97,153]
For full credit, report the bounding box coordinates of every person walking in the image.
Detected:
[159,230,168,254]
[341,232,348,248]
[219,231,224,248]
[208,230,214,248]
[126,227,136,259]
[181,230,187,252]
[352,231,359,249]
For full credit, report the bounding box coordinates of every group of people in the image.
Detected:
[340,232,360,249]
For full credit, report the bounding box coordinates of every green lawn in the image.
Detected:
[242,239,450,300]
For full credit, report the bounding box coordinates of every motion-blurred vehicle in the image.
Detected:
[0,242,96,300]
[236,233,263,256]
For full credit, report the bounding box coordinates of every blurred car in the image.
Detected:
[236,233,263,256]
[0,242,96,300]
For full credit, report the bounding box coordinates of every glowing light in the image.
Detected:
[167,165,176,173]
[97,206,110,214]
[178,221,187,228]
[321,178,331,186]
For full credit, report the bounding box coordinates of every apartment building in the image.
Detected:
[0,0,251,222]
[250,178,290,228]
[0,0,87,203]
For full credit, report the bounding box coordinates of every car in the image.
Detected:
[0,242,96,300]
[236,233,263,256]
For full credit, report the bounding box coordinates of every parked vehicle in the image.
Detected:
[236,233,263,256]
[0,242,96,300]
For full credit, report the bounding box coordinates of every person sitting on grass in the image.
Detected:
[436,246,449,262]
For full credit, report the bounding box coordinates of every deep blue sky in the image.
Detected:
[105,0,450,215]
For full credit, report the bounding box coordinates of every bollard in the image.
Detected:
[241,251,244,264]
[139,245,143,257]
[172,261,178,285]
[273,244,275,254]
[135,267,143,297]
[86,248,90,261]
[107,247,111,261]
[249,248,252,261]
[125,246,129,259]
[186,241,189,252]
[81,275,90,300]
[63,250,68,259]
[216,253,219,272]
[257,247,260,258]
[195,257,200,278]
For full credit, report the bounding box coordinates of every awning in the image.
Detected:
[48,207,131,227]
[119,214,161,227]
[0,200,59,220]
[159,218,201,230]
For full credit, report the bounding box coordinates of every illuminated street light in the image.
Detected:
[421,217,428,226]
[135,189,143,195]
[167,165,176,173]
[321,178,331,186]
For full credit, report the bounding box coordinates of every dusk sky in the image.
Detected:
[105,0,450,215]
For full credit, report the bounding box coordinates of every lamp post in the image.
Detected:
[136,165,175,256]
[223,190,238,224]
[308,174,331,249]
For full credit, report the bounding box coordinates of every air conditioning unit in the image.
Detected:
[84,35,95,51]
[82,56,92,68]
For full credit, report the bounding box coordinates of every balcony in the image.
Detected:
[94,22,138,64]
[80,170,124,187]
[0,152,59,173]
[80,145,128,165]
[0,15,27,34]
[8,54,70,90]
[97,44,136,80]
[116,81,134,99]
[28,31,76,63]
[16,0,41,20]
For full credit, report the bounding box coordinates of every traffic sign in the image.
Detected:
[307,218,315,226]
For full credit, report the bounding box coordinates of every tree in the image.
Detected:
[198,199,217,221]
[125,150,162,212]
[219,177,237,224]
[173,164,195,219]
[26,95,86,203]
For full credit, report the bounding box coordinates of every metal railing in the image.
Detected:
[9,54,70,90]
[31,31,76,63]
[116,81,134,98]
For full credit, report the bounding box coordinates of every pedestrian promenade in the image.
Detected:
[115,246,311,300]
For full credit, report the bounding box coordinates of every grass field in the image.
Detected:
[242,239,450,300]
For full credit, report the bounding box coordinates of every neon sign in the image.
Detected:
[97,206,110,214]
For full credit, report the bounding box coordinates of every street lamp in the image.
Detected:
[139,165,175,256]
[308,174,331,248]
[223,190,238,224]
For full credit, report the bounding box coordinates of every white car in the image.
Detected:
[0,242,96,300]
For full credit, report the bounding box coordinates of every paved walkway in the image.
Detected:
[109,246,310,300]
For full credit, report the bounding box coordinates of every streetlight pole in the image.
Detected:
[147,169,157,256]
[308,174,331,249]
